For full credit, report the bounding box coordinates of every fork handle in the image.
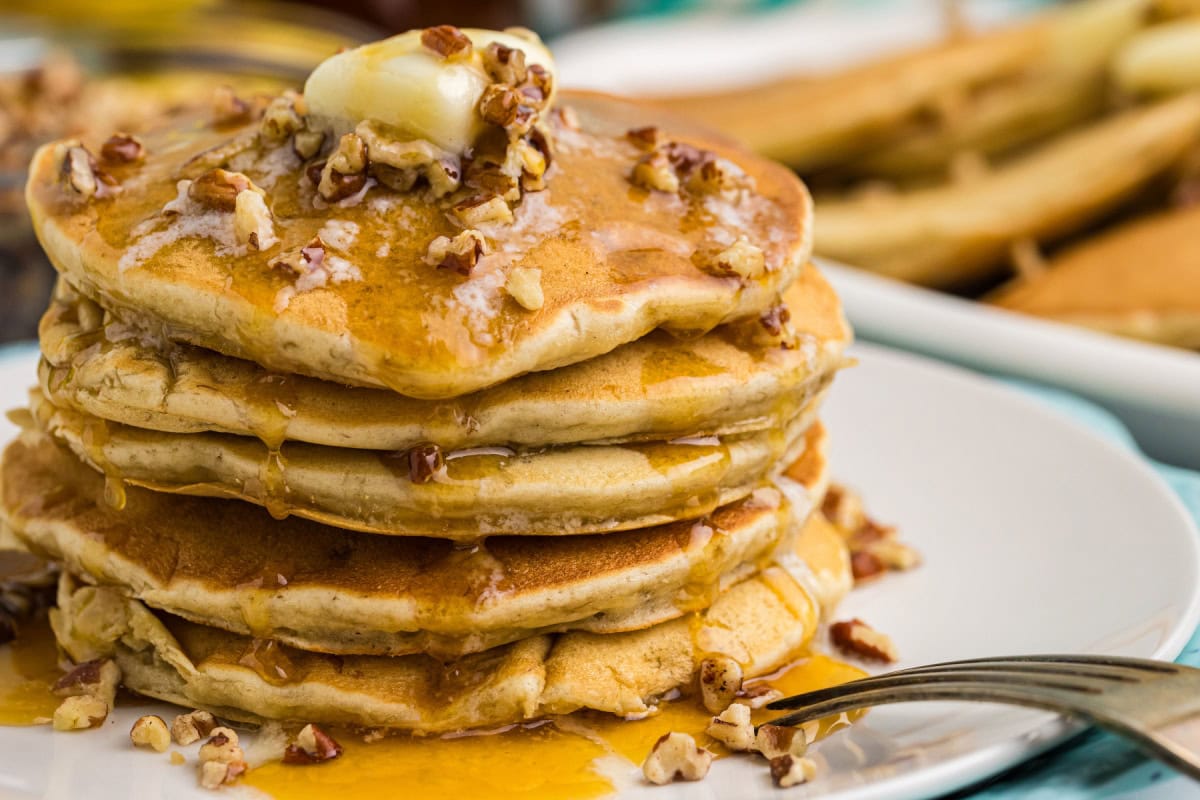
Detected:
[1135,714,1200,781]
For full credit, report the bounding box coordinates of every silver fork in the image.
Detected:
[766,655,1200,780]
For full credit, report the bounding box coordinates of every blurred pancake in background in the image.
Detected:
[643,0,1200,353]
[992,205,1200,348]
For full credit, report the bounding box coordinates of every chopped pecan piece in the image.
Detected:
[53,658,120,704]
[850,550,885,582]
[357,121,461,198]
[199,727,241,762]
[699,655,744,714]
[867,538,921,571]
[737,682,784,709]
[260,92,306,143]
[130,715,171,752]
[425,230,487,276]
[662,141,707,174]
[452,193,514,226]
[517,139,548,192]
[271,236,327,277]
[526,64,553,101]
[704,703,754,752]
[53,694,109,731]
[197,726,249,788]
[407,444,444,484]
[754,723,807,760]
[641,732,713,785]
[292,129,326,161]
[831,618,899,663]
[822,485,865,532]
[631,150,680,193]
[100,133,144,164]
[505,267,544,311]
[759,304,791,337]
[421,25,473,59]
[685,155,745,195]
[479,85,523,128]
[318,132,368,202]
[234,190,276,250]
[551,106,581,131]
[283,724,344,764]
[188,169,263,211]
[710,238,766,280]
[212,85,253,126]
[199,759,246,790]
[59,144,104,198]
[172,710,218,746]
[482,42,528,85]
[479,85,535,134]
[626,126,661,151]
[770,754,817,787]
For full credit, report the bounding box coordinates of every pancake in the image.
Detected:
[1114,18,1200,96]
[1,429,828,657]
[26,90,811,400]
[656,0,1147,172]
[29,388,825,538]
[39,263,849,451]
[814,93,1200,288]
[850,70,1107,181]
[991,205,1200,349]
[50,511,848,731]
[845,0,1144,179]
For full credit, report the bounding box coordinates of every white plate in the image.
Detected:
[0,343,1197,800]
[821,262,1200,471]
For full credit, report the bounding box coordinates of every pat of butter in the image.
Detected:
[304,28,556,154]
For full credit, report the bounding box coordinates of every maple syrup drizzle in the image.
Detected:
[79,416,127,511]
[243,373,298,522]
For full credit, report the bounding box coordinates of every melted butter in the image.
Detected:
[0,615,63,726]
[244,653,864,800]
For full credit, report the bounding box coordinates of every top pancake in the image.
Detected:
[26,91,812,399]
[41,264,849,450]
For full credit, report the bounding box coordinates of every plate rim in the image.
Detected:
[822,261,1200,418]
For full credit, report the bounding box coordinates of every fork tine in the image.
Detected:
[766,681,1095,729]
[885,661,1144,683]
[892,655,1179,677]
[766,668,1107,711]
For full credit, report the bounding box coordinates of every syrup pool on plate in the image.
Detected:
[0,614,63,726]
[244,653,864,800]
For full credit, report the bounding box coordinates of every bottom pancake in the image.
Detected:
[51,516,849,733]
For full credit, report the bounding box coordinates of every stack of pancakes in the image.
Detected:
[1,31,853,734]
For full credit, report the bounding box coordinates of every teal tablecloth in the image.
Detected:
[951,382,1200,799]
